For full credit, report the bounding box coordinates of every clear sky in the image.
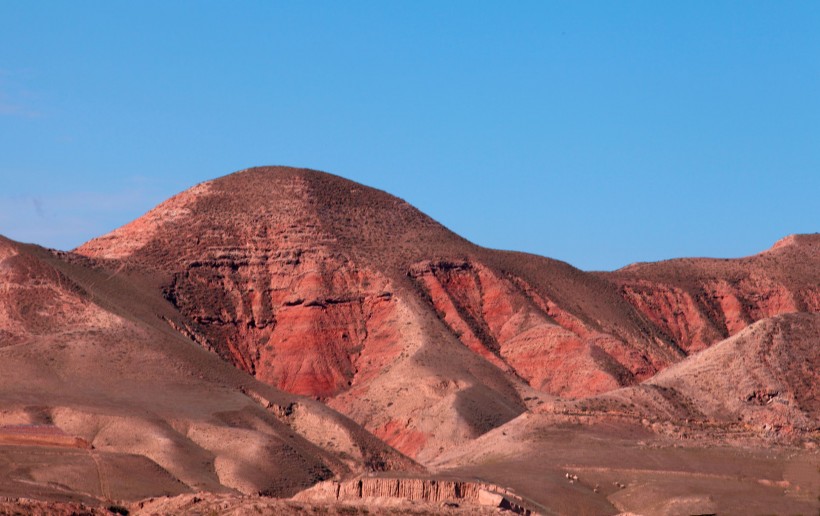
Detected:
[1,2,818,270]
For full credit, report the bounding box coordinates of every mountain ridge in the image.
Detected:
[72,166,818,460]
[1,165,817,514]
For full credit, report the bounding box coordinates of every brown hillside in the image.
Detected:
[424,314,820,515]
[3,165,818,514]
[645,312,820,433]
[0,235,417,503]
[76,166,682,459]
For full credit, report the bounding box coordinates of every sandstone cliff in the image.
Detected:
[294,475,540,515]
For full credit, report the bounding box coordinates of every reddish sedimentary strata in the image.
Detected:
[163,248,404,398]
[409,259,647,397]
[76,168,669,408]
[602,234,820,354]
[74,167,820,458]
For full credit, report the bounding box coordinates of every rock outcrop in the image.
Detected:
[294,476,540,515]
[409,259,651,397]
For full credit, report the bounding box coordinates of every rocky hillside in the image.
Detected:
[600,234,820,353]
[75,167,687,459]
[645,312,820,434]
[75,167,819,459]
[2,166,818,515]
[0,235,417,501]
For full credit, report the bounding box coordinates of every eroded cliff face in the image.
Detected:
[163,248,405,398]
[75,168,530,460]
[616,278,810,353]
[409,259,657,397]
[295,476,537,515]
[604,236,820,354]
[77,170,410,400]
[616,281,724,354]
[74,169,682,409]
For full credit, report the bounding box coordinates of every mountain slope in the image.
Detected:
[3,165,818,514]
[424,313,820,514]
[599,234,820,353]
[0,235,417,503]
[645,312,819,433]
[76,166,684,459]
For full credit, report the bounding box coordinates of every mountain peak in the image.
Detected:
[75,165,462,269]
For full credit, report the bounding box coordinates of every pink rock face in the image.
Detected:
[603,234,820,355]
[76,169,421,401]
[372,419,428,459]
[164,246,404,398]
[409,259,650,397]
[617,281,722,353]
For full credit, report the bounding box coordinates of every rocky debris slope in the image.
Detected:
[561,312,820,446]
[600,234,820,353]
[644,312,820,435]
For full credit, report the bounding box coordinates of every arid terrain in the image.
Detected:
[0,166,817,515]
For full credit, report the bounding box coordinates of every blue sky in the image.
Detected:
[1,2,818,270]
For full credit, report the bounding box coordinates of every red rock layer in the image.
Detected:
[602,234,820,354]
[0,425,90,449]
[164,247,404,398]
[77,170,414,400]
[372,419,429,459]
[409,259,646,397]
